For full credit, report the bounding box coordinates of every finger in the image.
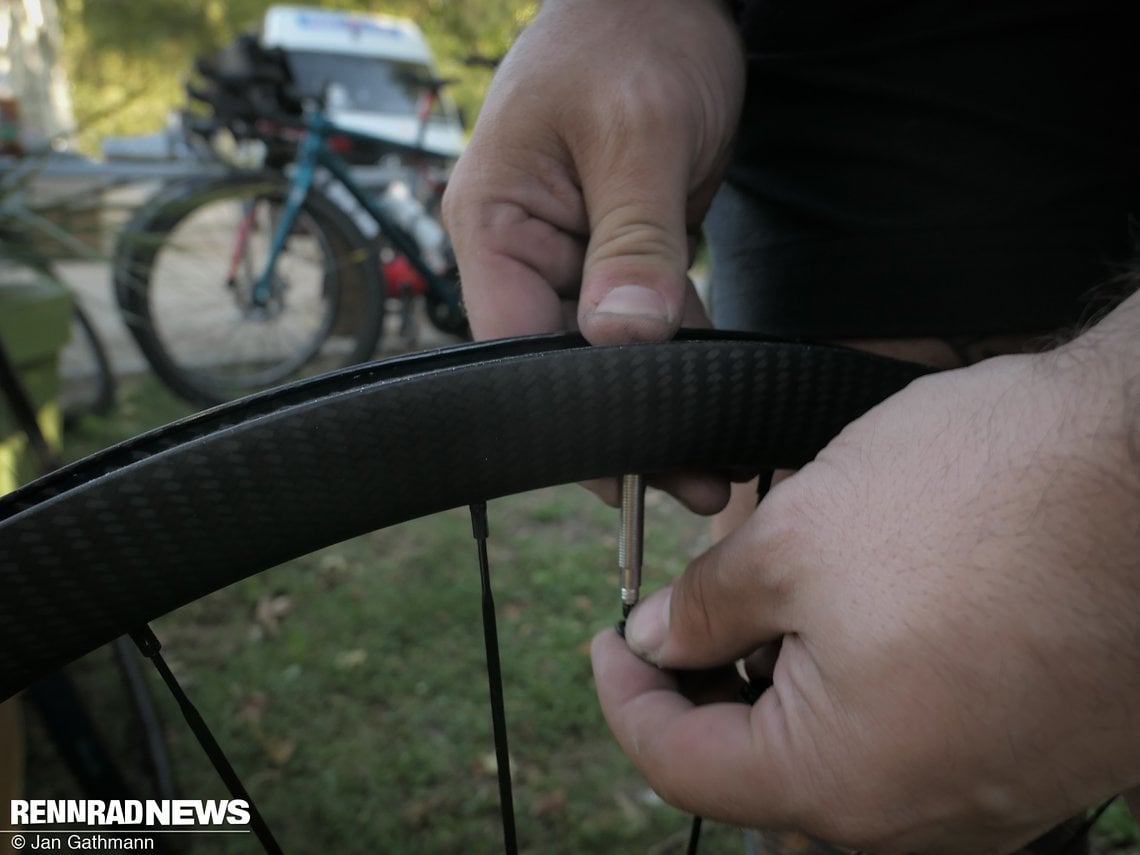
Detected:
[574,114,701,344]
[458,245,575,339]
[444,140,588,339]
[444,186,585,339]
[582,472,731,516]
[651,471,729,515]
[623,516,793,668]
[591,629,803,827]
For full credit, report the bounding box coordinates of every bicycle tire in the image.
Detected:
[61,303,117,430]
[0,333,929,701]
[113,172,384,408]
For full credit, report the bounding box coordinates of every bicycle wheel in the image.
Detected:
[0,332,927,700]
[114,173,384,408]
[60,303,117,430]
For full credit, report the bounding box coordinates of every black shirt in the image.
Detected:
[707,0,1140,337]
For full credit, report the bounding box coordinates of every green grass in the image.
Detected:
[24,375,1140,854]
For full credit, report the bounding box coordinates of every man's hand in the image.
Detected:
[592,297,1140,854]
[442,0,744,345]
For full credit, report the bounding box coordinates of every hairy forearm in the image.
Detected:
[1103,288,1140,469]
[1050,285,1140,477]
[1032,285,1140,657]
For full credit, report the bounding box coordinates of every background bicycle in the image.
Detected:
[112,19,469,408]
[0,160,117,427]
[0,151,183,821]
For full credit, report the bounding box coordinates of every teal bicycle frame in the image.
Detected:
[251,109,461,318]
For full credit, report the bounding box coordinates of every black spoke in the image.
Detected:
[131,626,282,854]
[470,502,519,855]
[687,815,703,854]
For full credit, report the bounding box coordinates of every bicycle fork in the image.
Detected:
[225,201,258,290]
[251,131,323,308]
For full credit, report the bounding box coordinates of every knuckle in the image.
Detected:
[602,68,694,141]
[750,478,820,597]
[439,182,463,236]
[589,213,684,267]
[672,563,720,644]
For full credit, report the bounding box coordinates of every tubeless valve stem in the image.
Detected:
[618,474,646,630]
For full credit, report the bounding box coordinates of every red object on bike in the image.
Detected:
[0,88,23,156]
[328,134,354,154]
[383,253,427,298]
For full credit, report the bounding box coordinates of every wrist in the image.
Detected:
[1046,287,1140,483]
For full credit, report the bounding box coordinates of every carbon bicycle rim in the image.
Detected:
[0,331,927,702]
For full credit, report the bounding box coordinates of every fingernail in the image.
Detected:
[593,285,670,321]
[625,588,670,660]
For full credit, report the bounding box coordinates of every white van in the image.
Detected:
[260,5,465,160]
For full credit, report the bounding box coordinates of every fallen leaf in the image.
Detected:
[334,648,367,669]
[531,789,567,819]
[254,592,293,637]
[262,735,295,766]
[238,691,268,725]
[318,554,352,590]
[401,794,447,828]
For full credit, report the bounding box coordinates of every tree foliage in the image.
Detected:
[58,0,535,151]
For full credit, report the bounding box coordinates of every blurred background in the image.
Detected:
[10,0,535,154]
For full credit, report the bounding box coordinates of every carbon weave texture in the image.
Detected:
[0,335,928,700]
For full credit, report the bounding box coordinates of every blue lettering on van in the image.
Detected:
[294,11,406,39]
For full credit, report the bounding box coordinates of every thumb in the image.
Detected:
[575,127,704,345]
[624,512,794,669]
